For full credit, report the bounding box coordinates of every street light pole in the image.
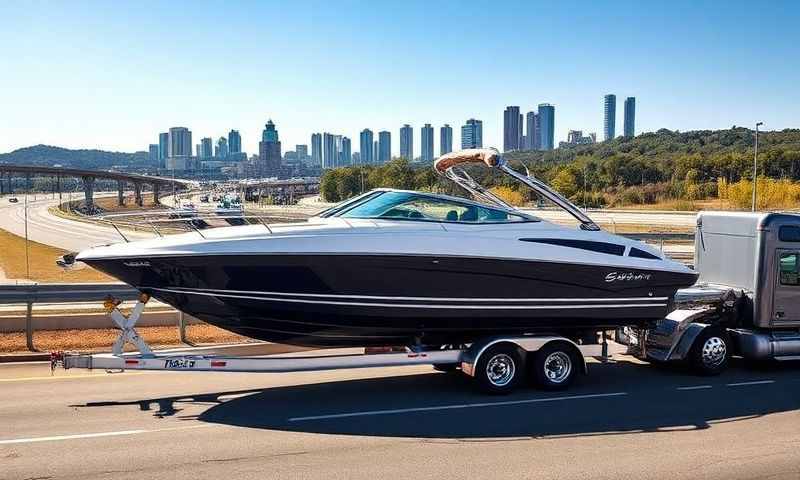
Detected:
[752,122,763,212]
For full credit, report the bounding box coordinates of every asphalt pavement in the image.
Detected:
[1,356,799,479]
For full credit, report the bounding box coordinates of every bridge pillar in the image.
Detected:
[153,184,161,205]
[117,180,125,206]
[5,174,10,195]
[0,173,4,195]
[133,182,143,207]
[56,175,62,204]
[82,175,95,209]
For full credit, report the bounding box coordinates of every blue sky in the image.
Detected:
[1,0,798,157]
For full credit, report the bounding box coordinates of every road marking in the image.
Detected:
[726,380,775,387]
[0,424,212,445]
[676,385,713,390]
[288,392,628,422]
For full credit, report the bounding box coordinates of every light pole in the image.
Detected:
[752,122,763,211]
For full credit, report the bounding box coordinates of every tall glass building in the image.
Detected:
[604,94,616,141]
[359,129,374,164]
[228,130,241,154]
[503,106,522,152]
[311,133,322,166]
[461,119,483,149]
[421,124,434,162]
[624,97,636,138]
[440,124,453,156]
[378,131,391,163]
[400,124,413,160]
[537,104,555,151]
[525,111,539,150]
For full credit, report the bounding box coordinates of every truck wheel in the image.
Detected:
[532,343,578,390]
[690,329,730,376]
[474,344,523,394]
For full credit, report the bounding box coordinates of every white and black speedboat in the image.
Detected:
[76,149,697,347]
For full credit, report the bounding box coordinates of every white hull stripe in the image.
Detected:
[166,287,668,303]
[150,287,667,310]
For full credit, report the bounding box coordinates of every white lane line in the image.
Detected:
[0,424,212,445]
[288,391,628,422]
[676,385,713,391]
[726,380,775,387]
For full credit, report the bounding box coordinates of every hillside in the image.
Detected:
[0,145,152,169]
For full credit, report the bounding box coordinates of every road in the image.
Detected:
[0,193,154,251]
[1,356,799,479]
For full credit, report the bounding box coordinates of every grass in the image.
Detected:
[0,227,113,283]
[0,324,249,353]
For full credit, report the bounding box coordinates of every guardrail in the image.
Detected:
[0,283,192,352]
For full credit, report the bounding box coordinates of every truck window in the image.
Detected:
[779,253,799,285]
[779,226,800,242]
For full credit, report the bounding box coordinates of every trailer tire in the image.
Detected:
[474,343,523,394]
[689,328,730,376]
[531,342,579,390]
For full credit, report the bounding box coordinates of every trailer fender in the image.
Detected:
[461,336,588,377]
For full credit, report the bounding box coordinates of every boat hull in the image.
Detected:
[84,253,698,347]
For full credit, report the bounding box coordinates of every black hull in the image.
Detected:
[85,254,698,347]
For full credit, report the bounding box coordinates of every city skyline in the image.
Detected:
[1,1,798,156]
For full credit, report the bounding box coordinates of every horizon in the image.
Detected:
[1,0,799,157]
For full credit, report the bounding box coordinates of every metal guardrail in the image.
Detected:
[0,283,139,304]
[621,233,694,242]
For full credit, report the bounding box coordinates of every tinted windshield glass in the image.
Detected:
[338,191,528,223]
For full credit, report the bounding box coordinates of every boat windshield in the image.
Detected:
[336,191,530,223]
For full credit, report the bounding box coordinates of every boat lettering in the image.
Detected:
[164,359,196,369]
[124,261,151,267]
[605,272,652,283]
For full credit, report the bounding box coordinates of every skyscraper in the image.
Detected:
[624,97,636,138]
[258,120,281,176]
[166,127,192,171]
[200,137,213,159]
[378,131,391,163]
[421,124,434,162]
[217,137,229,158]
[537,104,555,151]
[311,133,322,166]
[340,137,351,166]
[158,132,169,166]
[400,124,413,160]
[296,144,308,163]
[440,124,453,156]
[148,144,159,164]
[228,130,241,154]
[322,133,338,169]
[359,129,374,164]
[525,111,539,150]
[604,94,616,141]
[373,141,378,164]
[461,119,483,149]
[503,106,522,152]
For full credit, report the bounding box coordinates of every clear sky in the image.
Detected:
[1,0,798,157]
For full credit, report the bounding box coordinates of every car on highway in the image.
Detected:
[8,197,18,203]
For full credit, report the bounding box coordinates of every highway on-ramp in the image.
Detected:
[0,194,155,252]
[1,356,798,479]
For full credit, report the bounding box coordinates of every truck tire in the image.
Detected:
[474,344,524,394]
[689,328,730,376]
[531,342,579,390]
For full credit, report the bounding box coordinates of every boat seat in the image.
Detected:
[446,210,458,221]
[460,208,478,221]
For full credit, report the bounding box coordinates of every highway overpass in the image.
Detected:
[0,165,193,208]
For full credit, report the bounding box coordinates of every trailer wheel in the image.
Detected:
[474,344,523,394]
[531,343,578,390]
[689,329,730,376]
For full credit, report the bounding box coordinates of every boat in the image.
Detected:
[76,148,698,348]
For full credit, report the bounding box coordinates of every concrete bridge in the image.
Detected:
[238,177,320,202]
[0,165,192,208]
